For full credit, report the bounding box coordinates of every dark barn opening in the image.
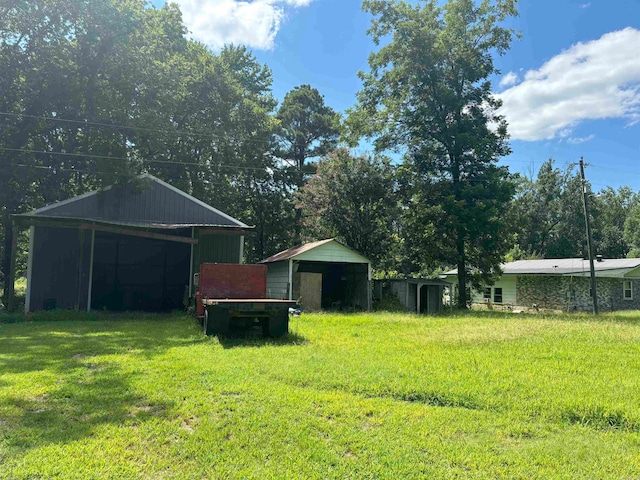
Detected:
[91,232,191,311]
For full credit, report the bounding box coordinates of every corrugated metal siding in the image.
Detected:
[36,179,242,226]
[265,261,290,299]
[192,231,242,275]
[29,226,91,311]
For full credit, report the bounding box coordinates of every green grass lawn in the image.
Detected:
[1,311,639,479]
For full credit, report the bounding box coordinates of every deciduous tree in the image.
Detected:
[350,0,518,307]
[297,148,398,269]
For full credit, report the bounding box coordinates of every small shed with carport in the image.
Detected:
[259,239,372,311]
[373,278,450,314]
[10,174,252,313]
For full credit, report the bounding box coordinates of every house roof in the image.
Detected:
[259,239,370,264]
[444,258,640,276]
[380,278,451,286]
[17,174,249,229]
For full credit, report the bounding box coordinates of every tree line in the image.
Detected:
[2,0,637,310]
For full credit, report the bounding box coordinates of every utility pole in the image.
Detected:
[579,157,598,315]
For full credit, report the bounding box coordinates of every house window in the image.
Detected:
[484,287,491,301]
[624,281,633,300]
[493,288,503,304]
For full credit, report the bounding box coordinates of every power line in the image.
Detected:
[0,146,275,172]
[0,111,278,146]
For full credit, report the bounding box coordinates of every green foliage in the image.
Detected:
[275,84,341,244]
[297,148,399,269]
[276,84,341,179]
[1,311,640,477]
[372,295,406,312]
[623,203,640,256]
[0,0,288,279]
[352,0,519,306]
[512,160,586,258]
[513,160,640,259]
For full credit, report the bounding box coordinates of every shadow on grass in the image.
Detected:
[217,331,308,349]
[2,364,174,451]
[0,314,200,451]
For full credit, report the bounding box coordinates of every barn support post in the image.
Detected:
[288,259,293,301]
[239,235,244,264]
[25,226,35,313]
[75,228,86,312]
[417,285,421,314]
[367,263,372,311]
[6,221,19,312]
[87,229,95,312]
[189,227,195,298]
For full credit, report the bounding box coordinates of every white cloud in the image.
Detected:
[497,28,640,141]
[567,134,595,144]
[499,71,519,88]
[172,0,313,51]
[581,3,591,8]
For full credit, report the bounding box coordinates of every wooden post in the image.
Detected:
[580,157,598,315]
[7,222,19,312]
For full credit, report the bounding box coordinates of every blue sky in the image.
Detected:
[162,0,640,192]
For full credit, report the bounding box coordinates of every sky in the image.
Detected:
[160,0,640,192]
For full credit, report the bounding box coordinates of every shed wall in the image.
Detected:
[192,231,242,277]
[265,261,290,300]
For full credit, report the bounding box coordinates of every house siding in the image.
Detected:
[471,276,517,306]
[516,275,640,312]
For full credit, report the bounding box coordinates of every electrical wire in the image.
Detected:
[0,146,278,172]
[0,111,278,145]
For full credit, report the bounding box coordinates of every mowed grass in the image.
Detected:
[1,311,640,479]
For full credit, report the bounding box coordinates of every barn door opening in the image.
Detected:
[91,232,190,311]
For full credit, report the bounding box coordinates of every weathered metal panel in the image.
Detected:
[29,226,91,311]
[265,261,290,299]
[34,177,244,226]
[192,231,242,275]
[199,264,267,299]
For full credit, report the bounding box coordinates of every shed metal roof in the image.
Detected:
[21,174,249,229]
[444,258,640,276]
[259,239,370,264]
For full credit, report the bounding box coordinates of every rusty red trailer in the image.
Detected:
[194,263,296,337]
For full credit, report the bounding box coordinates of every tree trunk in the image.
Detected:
[456,233,467,309]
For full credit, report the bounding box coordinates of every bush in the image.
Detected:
[373,295,406,312]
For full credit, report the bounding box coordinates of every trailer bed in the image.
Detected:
[201,298,296,337]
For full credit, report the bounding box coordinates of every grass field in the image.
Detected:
[1,311,639,479]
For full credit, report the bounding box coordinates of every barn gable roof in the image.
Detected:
[23,174,249,228]
[259,239,370,264]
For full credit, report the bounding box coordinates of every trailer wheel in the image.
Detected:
[203,309,209,335]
